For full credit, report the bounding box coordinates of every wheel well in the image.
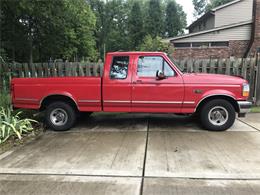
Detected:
[40,95,78,111]
[196,95,239,113]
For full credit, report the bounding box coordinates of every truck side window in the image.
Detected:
[137,56,174,77]
[110,56,129,79]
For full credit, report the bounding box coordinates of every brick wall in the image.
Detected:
[250,0,260,54]
[172,47,229,60]
[229,40,250,57]
[172,40,249,60]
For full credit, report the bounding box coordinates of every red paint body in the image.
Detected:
[11,52,249,114]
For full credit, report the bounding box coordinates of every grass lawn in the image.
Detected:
[251,106,260,113]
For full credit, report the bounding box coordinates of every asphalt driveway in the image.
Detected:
[0,113,260,195]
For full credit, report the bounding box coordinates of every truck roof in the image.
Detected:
[107,51,166,55]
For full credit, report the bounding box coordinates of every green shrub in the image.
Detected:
[0,107,38,144]
[0,92,11,109]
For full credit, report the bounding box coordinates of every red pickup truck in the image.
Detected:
[11,52,252,131]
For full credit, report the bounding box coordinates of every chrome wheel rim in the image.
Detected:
[50,108,68,126]
[208,106,229,126]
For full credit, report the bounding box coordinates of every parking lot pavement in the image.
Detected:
[143,178,260,195]
[0,113,260,194]
[239,113,260,130]
[0,131,146,176]
[148,114,258,132]
[0,175,141,195]
[145,131,260,178]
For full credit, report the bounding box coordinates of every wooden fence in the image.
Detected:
[1,57,260,105]
[0,61,103,78]
[176,57,260,105]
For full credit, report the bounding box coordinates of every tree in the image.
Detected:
[193,0,233,16]
[87,0,107,59]
[145,0,163,38]
[0,0,28,62]
[1,0,188,62]
[128,1,144,50]
[104,0,130,52]
[165,1,187,37]
[192,0,207,18]
[88,0,130,58]
[206,0,233,11]
[138,35,169,52]
[1,0,97,62]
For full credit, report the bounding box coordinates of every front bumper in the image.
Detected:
[237,101,252,116]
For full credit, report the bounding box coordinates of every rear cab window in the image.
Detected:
[110,56,129,79]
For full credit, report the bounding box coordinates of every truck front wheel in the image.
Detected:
[200,99,236,131]
[45,101,76,131]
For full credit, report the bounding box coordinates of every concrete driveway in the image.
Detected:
[0,113,260,195]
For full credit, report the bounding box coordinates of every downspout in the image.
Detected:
[244,0,257,57]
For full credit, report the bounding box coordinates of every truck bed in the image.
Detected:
[11,77,102,111]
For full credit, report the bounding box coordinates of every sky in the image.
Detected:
[175,0,195,26]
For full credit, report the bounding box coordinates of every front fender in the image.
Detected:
[199,89,237,102]
[194,89,237,112]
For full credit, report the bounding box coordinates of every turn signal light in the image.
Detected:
[242,84,250,97]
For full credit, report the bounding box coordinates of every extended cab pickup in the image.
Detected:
[11,52,252,131]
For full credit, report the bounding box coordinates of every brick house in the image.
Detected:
[169,0,260,60]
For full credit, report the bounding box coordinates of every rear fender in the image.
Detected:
[40,91,78,108]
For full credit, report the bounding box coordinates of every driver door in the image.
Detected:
[131,55,184,113]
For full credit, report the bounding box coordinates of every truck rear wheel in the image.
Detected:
[45,101,76,131]
[200,99,235,131]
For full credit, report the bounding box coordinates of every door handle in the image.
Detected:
[133,80,142,84]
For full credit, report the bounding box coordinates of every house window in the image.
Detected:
[211,42,229,47]
[174,43,191,48]
[192,42,209,48]
[174,41,229,49]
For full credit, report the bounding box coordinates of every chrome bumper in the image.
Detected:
[237,101,252,114]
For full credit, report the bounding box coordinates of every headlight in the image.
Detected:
[242,83,250,97]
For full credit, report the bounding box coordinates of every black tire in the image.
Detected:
[45,101,76,131]
[200,99,236,131]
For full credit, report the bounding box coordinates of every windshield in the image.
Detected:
[167,55,184,73]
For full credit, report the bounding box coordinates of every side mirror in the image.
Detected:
[156,70,166,80]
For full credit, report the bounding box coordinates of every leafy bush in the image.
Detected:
[0,92,11,109]
[0,107,37,144]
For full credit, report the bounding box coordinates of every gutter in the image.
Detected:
[244,0,256,57]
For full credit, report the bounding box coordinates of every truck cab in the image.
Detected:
[103,52,184,113]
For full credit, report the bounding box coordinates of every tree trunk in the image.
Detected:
[28,19,33,65]
[12,19,15,62]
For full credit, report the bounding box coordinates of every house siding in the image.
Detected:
[173,24,252,43]
[189,15,215,33]
[215,0,253,27]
